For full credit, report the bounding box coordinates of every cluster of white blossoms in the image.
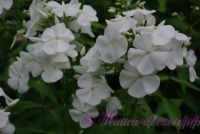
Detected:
[8,0,98,93]
[6,0,198,129]
[0,0,13,15]
[0,87,19,134]
[69,7,198,128]
[24,0,98,38]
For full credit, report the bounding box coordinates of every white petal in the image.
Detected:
[79,115,93,128]
[128,79,146,98]
[133,34,153,51]
[7,78,18,90]
[1,121,15,134]
[128,48,145,67]
[142,75,160,95]
[86,108,99,118]
[41,68,63,83]
[136,55,155,75]
[69,109,82,122]
[76,88,101,106]
[150,51,169,70]
[0,110,9,128]
[18,80,29,94]
[119,69,138,89]
[78,74,93,88]
[47,1,63,17]
[1,0,13,10]
[189,67,199,82]
[41,28,55,42]
[153,25,175,46]
[95,80,111,99]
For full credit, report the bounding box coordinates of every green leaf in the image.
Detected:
[10,100,42,116]
[137,99,152,118]
[161,98,182,119]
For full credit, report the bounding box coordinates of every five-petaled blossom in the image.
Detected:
[41,23,75,55]
[69,98,99,128]
[120,63,160,98]
[76,74,112,106]
[95,23,128,63]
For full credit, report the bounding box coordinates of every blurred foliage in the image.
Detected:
[0,0,200,134]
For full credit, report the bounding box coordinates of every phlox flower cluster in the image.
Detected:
[69,7,198,128]
[3,0,198,129]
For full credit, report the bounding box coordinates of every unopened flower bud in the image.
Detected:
[108,7,116,13]
[172,12,178,16]
[80,46,86,56]
[195,6,199,11]
[139,1,146,6]
[115,2,120,5]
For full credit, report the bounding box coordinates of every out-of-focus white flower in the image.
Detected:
[186,50,199,82]
[64,0,81,17]
[139,25,176,46]
[69,98,99,128]
[0,0,13,15]
[120,63,160,98]
[47,1,65,17]
[76,74,112,106]
[128,34,168,75]
[76,5,98,27]
[0,87,19,107]
[123,8,156,26]
[69,5,98,37]
[106,96,122,117]
[95,23,128,63]
[47,0,81,17]
[7,61,29,93]
[41,23,74,55]
[109,16,137,33]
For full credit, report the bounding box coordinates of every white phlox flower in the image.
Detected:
[123,8,156,26]
[106,96,122,117]
[76,74,112,106]
[120,63,160,98]
[69,5,98,37]
[128,34,169,75]
[7,61,29,94]
[95,23,128,63]
[47,0,81,17]
[69,98,99,128]
[41,23,75,55]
